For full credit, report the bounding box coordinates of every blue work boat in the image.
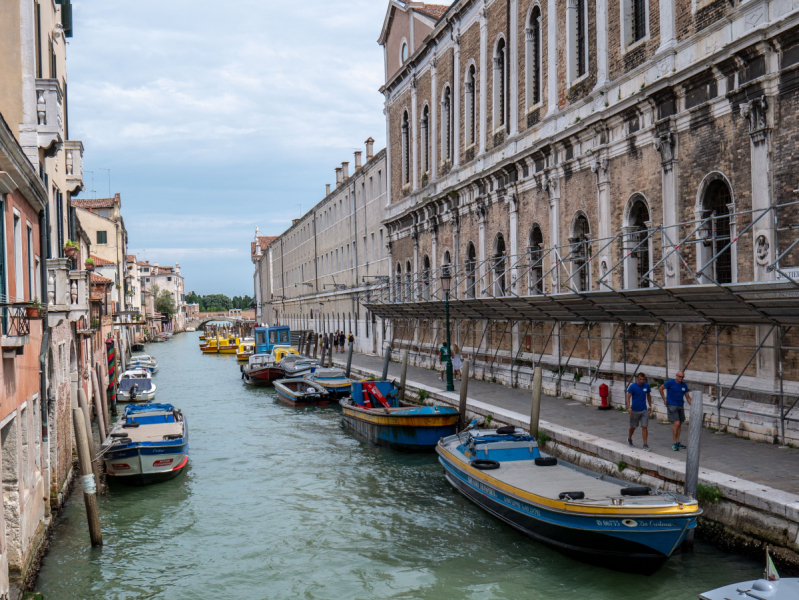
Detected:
[437,426,701,573]
[339,381,459,451]
[102,403,189,486]
[303,367,354,398]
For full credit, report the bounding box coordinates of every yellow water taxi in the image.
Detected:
[236,339,256,361]
[201,337,240,354]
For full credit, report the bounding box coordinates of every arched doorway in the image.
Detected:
[493,234,507,296]
[466,243,477,298]
[570,215,591,292]
[702,180,733,284]
[528,225,544,294]
[624,197,651,289]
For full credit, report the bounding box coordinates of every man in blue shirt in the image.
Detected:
[626,372,652,450]
[659,370,693,451]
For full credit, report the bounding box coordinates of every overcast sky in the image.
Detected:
[68,0,389,296]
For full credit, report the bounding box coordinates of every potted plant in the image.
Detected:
[84,257,96,271]
[63,239,79,258]
[90,317,100,329]
[25,298,43,319]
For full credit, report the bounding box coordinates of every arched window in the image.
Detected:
[421,105,430,175]
[528,225,544,294]
[493,234,507,296]
[702,181,733,284]
[395,262,403,301]
[625,197,651,289]
[494,38,508,128]
[402,110,410,185]
[422,255,431,300]
[466,243,477,298]
[405,260,413,301]
[526,7,542,108]
[401,41,408,64]
[442,86,452,162]
[570,215,591,292]
[466,64,477,146]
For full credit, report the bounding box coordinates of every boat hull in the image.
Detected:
[341,406,458,451]
[275,387,331,406]
[243,365,284,386]
[105,445,189,486]
[117,389,156,402]
[438,452,695,574]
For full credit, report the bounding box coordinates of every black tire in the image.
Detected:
[535,457,557,466]
[470,459,501,470]
[621,486,650,496]
[559,491,585,500]
[122,422,141,428]
[495,426,516,435]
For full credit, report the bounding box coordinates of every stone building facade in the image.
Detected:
[253,140,391,355]
[376,0,799,443]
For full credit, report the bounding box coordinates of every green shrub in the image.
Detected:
[537,431,551,446]
[418,389,430,401]
[617,461,628,472]
[696,483,722,504]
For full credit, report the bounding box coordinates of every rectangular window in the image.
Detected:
[167,277,172,282]
[97,230,107,244]
[379,230,384,257]
[13,212,23,300]
[632,0,646,42]
[378,170,383,193]
[577,0,587,77]
[98,208,110,219]
[35,3,42,78]
[27,225,34,299]
[0,198,5,334]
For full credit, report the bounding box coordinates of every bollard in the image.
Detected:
[682,389,704,551]
[91,369,107,435]
[72,408,103,546]
[458,359,471,431]
[398,349,409,402]
[96,365,111,426]
[78,387,103,493]
[312,334,319,360]
[381,344,391,381]
[346,342,354,379]
[89,381,107,443]
[530,367,543,439]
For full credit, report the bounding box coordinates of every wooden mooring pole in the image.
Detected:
[72,408,103,546]
[77,388,102,491]
[398,349,409,402]
[381,343,391,381]
[327,333,334,368]
[530,366,543,439]
[682,389,704,551]
[345,342,355,379]
[458,359,471,430]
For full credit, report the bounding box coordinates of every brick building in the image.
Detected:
[371,0,799,443]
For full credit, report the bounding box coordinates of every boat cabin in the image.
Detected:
[254,326,291,354]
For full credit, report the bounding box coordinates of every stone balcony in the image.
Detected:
[35,79,64,151]
[46,259,89,327]
[64,140,84,193]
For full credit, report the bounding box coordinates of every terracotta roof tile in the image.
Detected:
[71,193,121,210]
[90,273,113,284]
[89,254,115,266]
[416,3,450,20]
[126,254,137,263]
[251,235,277,257]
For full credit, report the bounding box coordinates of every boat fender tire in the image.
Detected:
[535,457,557,466]
[122,422,141,428]
[110,432,129,438]
[621,486,651,496]
[470,459,501,470]
[558,491,585,500]
[495,426,516,435]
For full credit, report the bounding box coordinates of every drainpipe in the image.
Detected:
[37,209,50,476]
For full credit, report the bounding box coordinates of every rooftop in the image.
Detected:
[252,235,277,258]
[71,193,121,210]
[416,3,450,20]
[90,254,115,267]
[90,273,113,284]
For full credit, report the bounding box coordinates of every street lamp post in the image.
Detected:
[441,266,454,392]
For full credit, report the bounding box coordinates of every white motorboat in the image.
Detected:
[699,550,797,599]
[118,368,156,402]
[129,354,159,374]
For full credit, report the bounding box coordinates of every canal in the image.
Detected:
[35,331,761,599]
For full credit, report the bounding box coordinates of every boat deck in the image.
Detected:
[112,422,183,444]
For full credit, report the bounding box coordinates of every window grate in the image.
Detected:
[632,0,646,42]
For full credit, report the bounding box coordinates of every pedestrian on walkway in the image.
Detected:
[626,372,652,451]
[348,332,354,346]
[451,345,463,380]
[439,342,450,381]
[339,331,347,353]
[659,370,692,451]
[333,331,340,353]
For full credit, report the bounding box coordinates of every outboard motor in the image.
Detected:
[130,383,139,402]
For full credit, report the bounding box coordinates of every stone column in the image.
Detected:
[657,0,677,53]
[477,204,487,297]
[510,193,520,353]
[595,0,609,89]
[453,211,461,297]
[654,122,682,372]
[384,99,393,205]
[412,227,420,301]
[740,95,777,380]
[547,0,558,115]
[431,53,438,181]
[454,34,462,167]
[510,0,520,135]
[479,7,488,154]
[411,75,419,190]
[545,172,561,358]
[591,153,614,368]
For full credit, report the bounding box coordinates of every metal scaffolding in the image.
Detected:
[361,202,799,444]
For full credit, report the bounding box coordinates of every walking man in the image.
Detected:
[659,370,692,451]
[626,372,652,451]
[439,342,450,381]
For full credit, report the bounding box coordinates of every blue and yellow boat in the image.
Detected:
[303,367,354,397]
[437,426,701,573]
[339,381,459,451]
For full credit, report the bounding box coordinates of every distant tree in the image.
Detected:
[201,294,232,311]
[155,288,177,317]
[186,291,201,305]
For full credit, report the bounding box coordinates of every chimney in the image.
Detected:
[354,151,362,170]
[292,218,300,226]
[341,161,349,180]
[175,263,180,274]
[365,137,375,161]
[335,167,343,185]
[326,184,331,195]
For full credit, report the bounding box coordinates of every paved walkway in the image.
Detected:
[335,351,799,495]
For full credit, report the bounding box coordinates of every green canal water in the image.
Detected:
[35,331,761,599]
